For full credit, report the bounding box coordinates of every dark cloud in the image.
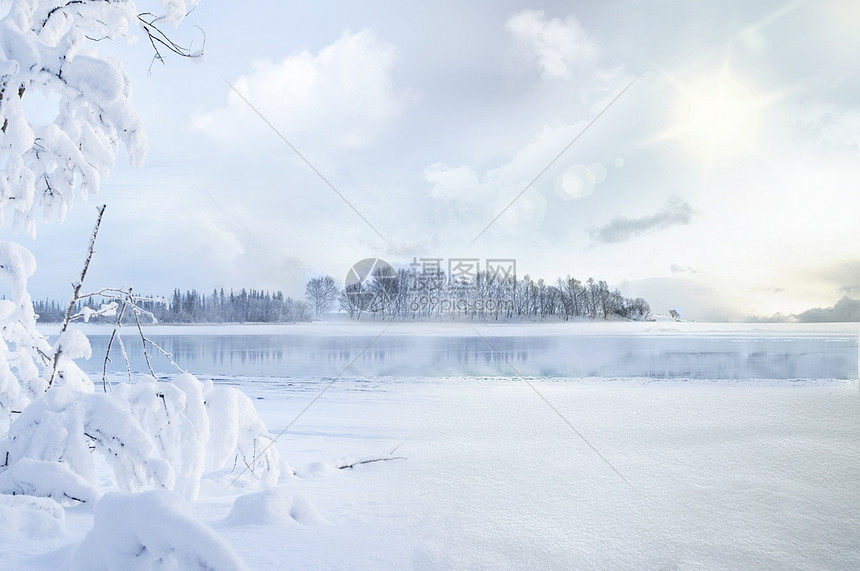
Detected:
[590,198,693,244]
[841,285,860,296]
[795,296,860,322]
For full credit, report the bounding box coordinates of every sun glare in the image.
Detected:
[686,81,751,147]
[662,69,768,164]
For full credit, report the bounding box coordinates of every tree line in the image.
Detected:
[33,288,311,324]
[305,270,652,321]
[34,273,652,324]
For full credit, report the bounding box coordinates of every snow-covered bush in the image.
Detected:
[0,492,66,537]
[0,373,281,501]
[0,4,282,567]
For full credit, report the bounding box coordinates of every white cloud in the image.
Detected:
[425,163,480,203]
[505,10,598,80]
[423,120,605,241]
[193,30,405,151]
[808,109,860,155]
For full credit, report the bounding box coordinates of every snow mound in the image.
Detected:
[0,458,101,504]
[0,493,65,537]
[295,460,340,478]
[70,490,248,571]
[225,488,324,526]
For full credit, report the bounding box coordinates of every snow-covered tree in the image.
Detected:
[0,6,281,561]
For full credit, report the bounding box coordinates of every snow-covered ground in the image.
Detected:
[4,323,859,569]
[3,374,858,569]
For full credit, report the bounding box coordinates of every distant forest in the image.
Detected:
[309,271,653,322]
[33,272,653,324]
[34,289,312,324]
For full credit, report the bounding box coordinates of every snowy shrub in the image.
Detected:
[0,493,66,537]
[202,379,281,487]
[71,490,249,571]
[0,374,281,500]
[0,457,101,504]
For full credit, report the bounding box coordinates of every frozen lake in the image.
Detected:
[53,322,859,380]
[12,322,860,569]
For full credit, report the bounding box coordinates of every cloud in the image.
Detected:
[743,312,796,323]
[820,260,860,294]
[795,296,860,322]
[422,121,594,238]
[799,108,860,155]
[425,163,480,203]
[590,198,694,244]
[193,30,405,152]
[505,10,598,79]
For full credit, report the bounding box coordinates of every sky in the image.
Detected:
[7,0,860,321]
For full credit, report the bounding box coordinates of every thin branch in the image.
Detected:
[337,457,406,470]
[389,435,411,455]
[130,291,157,380]
[117,333,132,384]
[102,300,128,392]
[48,204,106,388]
[40,1,85,30]
[137,12,205,75]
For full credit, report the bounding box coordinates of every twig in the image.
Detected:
[102,300,128,392]
[141,334,184,374]
[131,290,157,380]
[138,12,205,74]
[389,434,411,455]
[117,332,132,384]
[337,457,406,470]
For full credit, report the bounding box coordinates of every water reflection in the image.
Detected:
[78,333,858,380]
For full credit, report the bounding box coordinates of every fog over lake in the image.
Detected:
[53,322,859,381]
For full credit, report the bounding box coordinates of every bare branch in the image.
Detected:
[137,12,205,75]
[117,333,132,384]
[337,457,407,470]
[102,300,128,392]
[48,204,106,388]
[129,289,157,380]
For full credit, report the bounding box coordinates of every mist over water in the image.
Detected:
[79,330,858,380]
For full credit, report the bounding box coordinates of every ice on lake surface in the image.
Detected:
[59,321,859,380]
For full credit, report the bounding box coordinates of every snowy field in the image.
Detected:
[4,323,860,569]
